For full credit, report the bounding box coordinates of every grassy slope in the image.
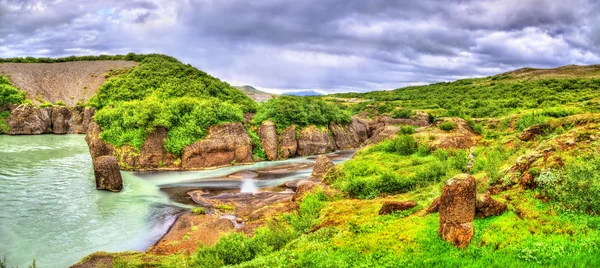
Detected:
[80,65,600,267]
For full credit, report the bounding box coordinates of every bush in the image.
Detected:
[95,96,243,155]
[0,76,26,107]
[537,155,600,214]
[439,121,455,131]
[192,207,206,215]
[252,96,351,130]
[515,113,549,131]
[391,108,413,119]
[385,135,417,156]
[399,125,416,134]
[248,129,267,160]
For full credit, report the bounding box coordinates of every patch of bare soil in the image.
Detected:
[0,61,137,106]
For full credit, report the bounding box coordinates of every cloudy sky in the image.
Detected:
[1,0,599,94]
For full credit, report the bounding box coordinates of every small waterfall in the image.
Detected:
[240,174,258,193]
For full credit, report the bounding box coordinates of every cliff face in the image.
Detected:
[4,104,94,135]
[6,106,432,170]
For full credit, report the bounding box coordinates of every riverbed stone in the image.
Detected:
[92,155,123,192]
[439,174,476,248]
[312,155,335,178]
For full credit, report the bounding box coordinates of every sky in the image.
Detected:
[1,0,599,94]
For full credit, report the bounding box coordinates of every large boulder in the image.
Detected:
[312,155,335,178]
[329,122,360,149]
[66,106,93,134]
[85,122,114,159]
[258,121,278,161]
[182,122,253,169]
[92,155,123,192]
[51,106,71,134]
[297,126,336,156]
[439,174,476,248]
[6,105,52,134]
[378,200,417,215]
[278,125,297,159]
[476,194,507,218]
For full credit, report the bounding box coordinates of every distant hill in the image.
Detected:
[283,90,324,96]
[235,85,276,102]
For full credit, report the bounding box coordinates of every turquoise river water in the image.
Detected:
[0,135,353,267]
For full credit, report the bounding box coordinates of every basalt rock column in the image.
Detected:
[439,174,476,248]
[92,155,123,192]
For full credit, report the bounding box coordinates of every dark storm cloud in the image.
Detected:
[1,0,599,93]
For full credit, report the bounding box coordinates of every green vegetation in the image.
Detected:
[0,52,148,63]
[391,108,413,119]
[327,135,466,199]
[0,76,26,107]
[536,155,600,215]
[252,96,351,130]
[89,54,256,155]
[191,207,206,215]
[438,121,455,131]
[248,129,267,160]
[191,189,329,267]
[335,72,600,118]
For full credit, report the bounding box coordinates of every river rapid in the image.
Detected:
[0,135,354,268]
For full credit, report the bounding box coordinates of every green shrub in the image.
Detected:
[537,155,600,214]
[39,102,53,108]
[191,207,206,215]
[0,111,9,133]
[248,129,267,160]
[399,125,416,134]
[252,96,351,130]
[0,77,26,107]
[391,108,413,119]
[95,96,243,155]
[289,188,330,232]
[55,101,66,106]
[385,135,417,156]
[515,113,549,131]
[439,121,455,131]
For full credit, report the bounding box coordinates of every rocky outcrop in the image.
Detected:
[518,124,551,141]
[258,121,278,161]
[329,122,361,149]
[92,155,123,192]
[352,117,369,143]
[312,155,335,178]
[51,106,71,134]
[365,125,399,145]
[6,105,52,134]
[182,122,253,169]
[278,125,297,159]
[476,194,507,218]
[85,122,114,159]
[4,105,94,135]
[292,180,318,202]
[378,200,417,215]
[297,126,336,156]
[439,174,476,248]
[136,127,178,169]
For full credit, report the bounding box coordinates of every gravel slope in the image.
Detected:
[0,61,137,106]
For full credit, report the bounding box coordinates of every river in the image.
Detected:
[0,135,354,268]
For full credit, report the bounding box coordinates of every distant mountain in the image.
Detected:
[235,85,276,102]
[283,90,324,96]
